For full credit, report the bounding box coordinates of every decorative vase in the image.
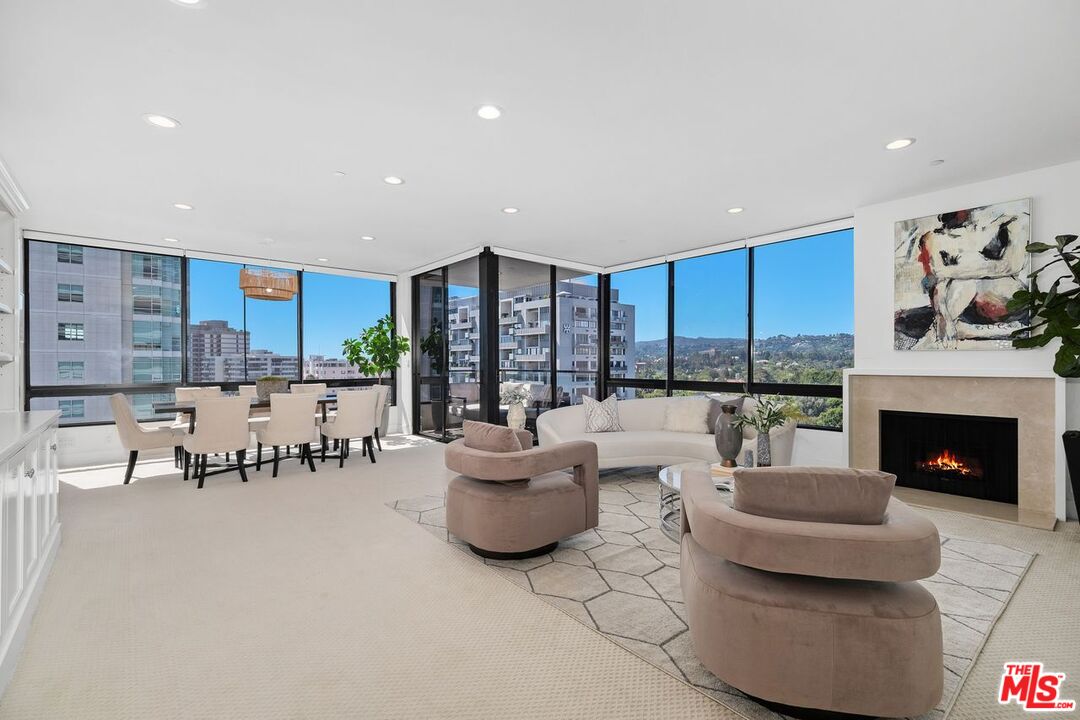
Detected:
[756,431,772,468]
[713,404,742,467]
[255,377,289,401]
[507,402,526,430]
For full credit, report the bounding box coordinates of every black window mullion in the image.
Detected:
[666,260,675,397]
[746,245,755,391]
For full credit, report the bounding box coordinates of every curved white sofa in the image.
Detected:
[536,396,796,470]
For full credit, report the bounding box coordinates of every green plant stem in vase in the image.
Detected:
[732,395,802,468]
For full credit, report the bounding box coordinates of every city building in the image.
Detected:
[303,354,360,380]
[445,281,634,405]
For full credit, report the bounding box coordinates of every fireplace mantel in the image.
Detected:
[843,369,1066,529]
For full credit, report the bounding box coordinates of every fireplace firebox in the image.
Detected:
[880,410,1018,505]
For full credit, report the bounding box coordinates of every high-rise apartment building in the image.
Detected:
[28,242,182,422]
[187,320,297,382]
[445,281,635,404]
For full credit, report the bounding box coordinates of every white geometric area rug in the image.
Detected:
[389,467,1034,720]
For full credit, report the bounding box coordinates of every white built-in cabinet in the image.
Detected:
[0,411,60,696]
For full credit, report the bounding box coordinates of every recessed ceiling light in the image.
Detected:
[727,207,744,214]
[930,159,945,166]
[885,137,915,150]
[332,171,346,177]
[316,257,329,262]
[143,113,181,129]
[163,237,180,243]
[501,207,519,214]
[383,176,404,185]
[173,203,194,210]
[360,235,375,241]
[170,0,204,6]
[476,104,502,120]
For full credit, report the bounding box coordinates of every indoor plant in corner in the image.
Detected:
[733,395,802,467]
[342,315,410,435]
[1007,233,1080,514]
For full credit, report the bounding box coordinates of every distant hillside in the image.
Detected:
[636,333,854,359]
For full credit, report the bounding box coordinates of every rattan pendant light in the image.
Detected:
[238,268,298,301]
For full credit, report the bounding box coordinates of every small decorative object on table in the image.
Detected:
[733,395,802,468]
[713,404,742,467]
[255,375,289,401]
[501,384,532,430]
[742,449,754,468]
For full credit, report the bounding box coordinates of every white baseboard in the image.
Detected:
[0,522,61,698]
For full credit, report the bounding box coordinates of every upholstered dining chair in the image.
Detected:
[320,389,378,467]
[290,382,327,396]
[370,384,391,451]
[182,396,253,489]
[110,394,187,484]
[170,386,222,465]
[254,393,320,476]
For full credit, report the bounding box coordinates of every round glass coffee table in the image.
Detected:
[658,462,737,542]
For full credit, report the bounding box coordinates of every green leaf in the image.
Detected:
[1025,242,1055,253]
[1054,343,1080,378]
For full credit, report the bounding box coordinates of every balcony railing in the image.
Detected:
[515,321,549,335]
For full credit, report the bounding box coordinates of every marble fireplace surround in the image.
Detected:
[844,369,1066,529]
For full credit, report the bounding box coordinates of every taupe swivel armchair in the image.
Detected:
[444,421,599,559]
[680,467,943,718]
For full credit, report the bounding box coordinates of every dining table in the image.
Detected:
[152,393,340,433]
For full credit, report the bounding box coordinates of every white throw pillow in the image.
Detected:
[662,397,711,434]
[583,394,623,433]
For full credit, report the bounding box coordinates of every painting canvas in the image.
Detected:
[894,198,1031,351]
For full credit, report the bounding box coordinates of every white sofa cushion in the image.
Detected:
[662,397,711,433]
[583,394,623,433]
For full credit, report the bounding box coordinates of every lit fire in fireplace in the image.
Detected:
[916,449,979,478]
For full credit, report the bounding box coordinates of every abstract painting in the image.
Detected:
[894,198,1031,350]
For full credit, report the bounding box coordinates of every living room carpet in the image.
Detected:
[390,466,1034,720]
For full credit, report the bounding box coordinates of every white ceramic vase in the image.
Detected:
[507,402,526,430]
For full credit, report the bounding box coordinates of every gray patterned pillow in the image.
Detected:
[583,394,623,433]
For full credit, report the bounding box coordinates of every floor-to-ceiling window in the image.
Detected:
[673,248,748,384]
[555,267,600,407]
[26,240,182,423]
[750,229,853,427]
[301,271,391,385]
[25,238,394,426]
[597,226,853,429]
[606,263,667,399]
[411,251,598,440]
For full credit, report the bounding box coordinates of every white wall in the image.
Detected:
[854,159,1080,373]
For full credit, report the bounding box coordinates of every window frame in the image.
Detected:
[601,227,852,431]
[25,237,398,427]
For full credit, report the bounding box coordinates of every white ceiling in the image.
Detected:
[2,0,1079,275]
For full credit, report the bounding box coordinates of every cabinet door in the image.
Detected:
[46,429,59,527]
[2,446,27,619]
[21,443,38,574]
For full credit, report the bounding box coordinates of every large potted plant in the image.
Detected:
[1007,233,1080,515]
[342,315,410,435]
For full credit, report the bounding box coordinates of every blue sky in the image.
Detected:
[186,229,852,355]
[613,229,854,341]
[188,260,391,357]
